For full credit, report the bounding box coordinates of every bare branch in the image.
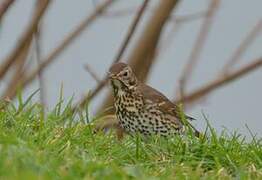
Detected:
[76,0,150,108]
[98,5,207,25]
[99,6,137,18]
[0,0,50,80]
[157,22,182,56]
[220,20,262,75]
[175,57,262,104]
[0,0,15,21]
[80,78,108,106]
[178,0,220,98]
[2,35,33,99]
[7,0,115,99]
[84,64,101,83]
[154,12,208,60]
[128,0,180,81]
[171,11,208,23]
[96,0,180,113]
[113,0,150,63]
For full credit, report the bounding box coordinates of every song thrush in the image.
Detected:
[109,62,199,137]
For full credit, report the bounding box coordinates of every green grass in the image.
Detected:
[0,94,261,179]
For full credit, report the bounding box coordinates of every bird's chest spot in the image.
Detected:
[115,93,142,112]
[114,93,143,131]
[114,92,176,136]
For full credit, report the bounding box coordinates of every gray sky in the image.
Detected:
[0,0,261,137]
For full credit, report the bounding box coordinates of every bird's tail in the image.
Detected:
[186,115,196,121]
[188,122,200,137]
[185,116,200,137]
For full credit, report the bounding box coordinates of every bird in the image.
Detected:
[108,62,200,137]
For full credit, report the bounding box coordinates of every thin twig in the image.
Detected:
[113,0,150,63]
[100,6,137,18]
[178,0,220,99]
[92,0,180,134]
[97,4,206,25]
[81,78,108,106]
[126,0,180,80]
[2,36,33,98]
[0,0,50,80]
[76,69,107,110]
[1,0,49,99]
[84,64,101,83]
[152,11,208,64]
[76,0,150,108]
[8,0,115,99]
[175,57,262,104]
[156,21,182,57]
[171,11,208,23]
[220,20,262,75]
[0,0,15,21]
[96,0,180,113]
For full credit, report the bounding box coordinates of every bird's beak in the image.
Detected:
[108,72,116,79]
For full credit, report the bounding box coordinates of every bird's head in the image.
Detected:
[108,63,138,92]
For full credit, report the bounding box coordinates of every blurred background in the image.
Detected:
[0,0,261,137]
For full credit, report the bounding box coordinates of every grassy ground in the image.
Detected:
[0,94,261,179]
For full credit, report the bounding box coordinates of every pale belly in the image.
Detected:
[114,91,180,136]
[115,104,175,136]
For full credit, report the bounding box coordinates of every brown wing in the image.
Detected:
[137,83,183,118]
[137,83,200,137]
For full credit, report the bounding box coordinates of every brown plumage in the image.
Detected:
[109,62,199,137]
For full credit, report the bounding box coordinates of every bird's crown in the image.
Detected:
[109,62,128,75]
[109,62,138,90]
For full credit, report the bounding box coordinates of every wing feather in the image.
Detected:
[137,83,200,137]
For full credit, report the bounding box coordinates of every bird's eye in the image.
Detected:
[123,71,128,77]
